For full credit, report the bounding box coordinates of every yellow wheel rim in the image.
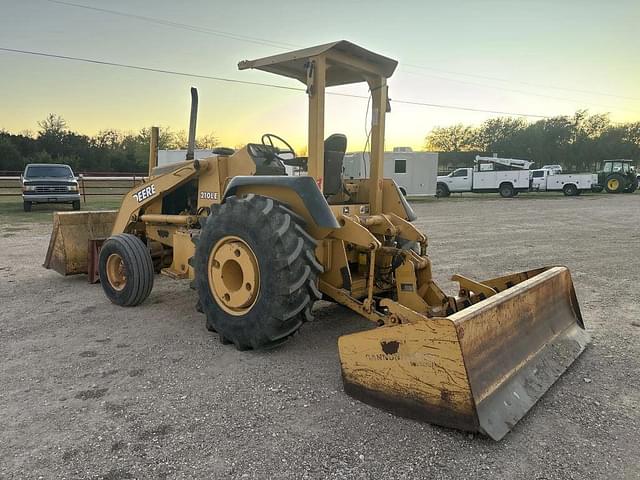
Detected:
[608,178,619,190]
[105,253,127,291]
[208,236,260,316]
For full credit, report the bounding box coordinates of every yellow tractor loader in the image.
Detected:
[44,41,588,440]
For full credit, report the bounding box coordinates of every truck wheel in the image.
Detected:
[591,185,603,193]
[499,183,515,198]
[98,234,154,307]
[436,183,450,198]
[605,174,624,193]
[194,194,322,350]
[563,184,578,196]
[72,200,81,210]
[23,201,32,212]
[623,178,638,193]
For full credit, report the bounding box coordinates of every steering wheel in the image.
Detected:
[261,133,296,162]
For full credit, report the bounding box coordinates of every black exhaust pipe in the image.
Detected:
[186,87,198,160]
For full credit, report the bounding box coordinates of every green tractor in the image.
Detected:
[593,159,638,193]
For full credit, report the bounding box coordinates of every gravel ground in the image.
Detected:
[1,194,639,480]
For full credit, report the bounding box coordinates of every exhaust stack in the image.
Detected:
[186,87,198,161]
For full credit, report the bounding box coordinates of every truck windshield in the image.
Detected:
[26,165,73,178]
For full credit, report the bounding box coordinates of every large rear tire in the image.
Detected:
[605,174,624,193]
[98,234,154,306]
[194,194,322,350]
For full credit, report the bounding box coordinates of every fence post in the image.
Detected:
[80,174,87,204]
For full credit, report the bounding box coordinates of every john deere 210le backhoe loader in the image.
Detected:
[44,41,589,440]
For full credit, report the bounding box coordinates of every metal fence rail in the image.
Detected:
[0,173,145,204]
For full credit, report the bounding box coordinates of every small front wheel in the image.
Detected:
[98,234,154,306]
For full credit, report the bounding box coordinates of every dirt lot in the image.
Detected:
[1,194,639,480]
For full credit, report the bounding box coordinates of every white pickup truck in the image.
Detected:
[530,169,598,196]
[436,156,533,198]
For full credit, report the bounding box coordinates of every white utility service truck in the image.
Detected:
[436,156,532,198]
[530,169,598,196]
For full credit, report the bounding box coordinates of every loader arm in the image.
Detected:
[111,159,209,235]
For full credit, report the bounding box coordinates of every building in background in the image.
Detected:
[343,148,438,197]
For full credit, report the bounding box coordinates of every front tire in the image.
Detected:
[436,183,450,198]
[72,200,81,210]
[98,234,154,306]
[194,194,322,350]
[23,201,32,212]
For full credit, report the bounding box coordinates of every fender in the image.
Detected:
[222,176,340,230]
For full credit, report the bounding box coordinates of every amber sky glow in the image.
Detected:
[1,0,638,151]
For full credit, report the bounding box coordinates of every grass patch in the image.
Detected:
[0,196,122,225]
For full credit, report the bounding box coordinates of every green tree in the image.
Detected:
[0,137,23,171]
[425,124,476,152]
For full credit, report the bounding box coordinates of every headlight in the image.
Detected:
[68,185,78,192]
[23,185,36,192]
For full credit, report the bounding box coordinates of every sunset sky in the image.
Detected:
[0,0,638,151]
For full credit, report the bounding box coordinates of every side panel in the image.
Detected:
[546,174,595,191]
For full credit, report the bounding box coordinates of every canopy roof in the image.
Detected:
[238,40,398,87]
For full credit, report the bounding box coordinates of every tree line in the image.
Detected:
[0,114,219,173]
[426,111,640,172]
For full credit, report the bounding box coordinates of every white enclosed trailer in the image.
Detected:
[158,149,215,167]
[342,148,438,196]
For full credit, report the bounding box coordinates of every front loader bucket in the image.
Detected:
[44,211,117,275]
[338,266,589,440]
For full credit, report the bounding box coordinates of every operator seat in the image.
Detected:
[323,133,347,196]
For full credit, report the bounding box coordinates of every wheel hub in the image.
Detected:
[105,253,127,291]
[608,178,619,190]
[208,236,260,315]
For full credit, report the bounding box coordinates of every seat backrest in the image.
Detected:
[323,134,347,196]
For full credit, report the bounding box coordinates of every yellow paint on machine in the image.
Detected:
[339,267,589,440]
[44,211,117,275]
